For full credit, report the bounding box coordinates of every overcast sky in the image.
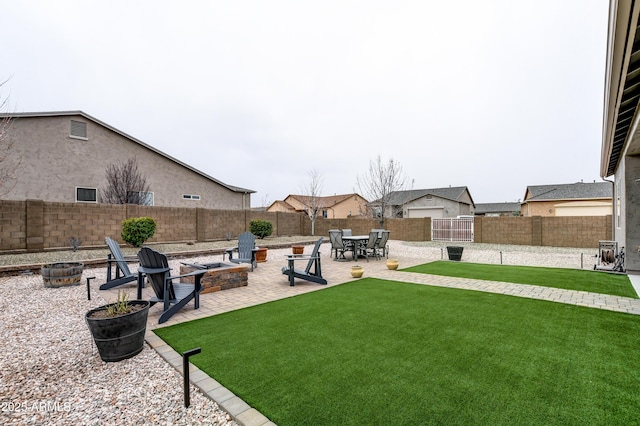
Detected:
[3,0,608,207]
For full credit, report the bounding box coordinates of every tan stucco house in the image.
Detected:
[378,187,475,219]
[521,182,613,217]
[267,193,368,218]
[0,111,254,209]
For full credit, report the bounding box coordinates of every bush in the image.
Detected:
[121,217,157,247]
[250,219,273,239]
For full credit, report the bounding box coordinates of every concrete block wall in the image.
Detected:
[0,200,26,251]
[0,199,613,252]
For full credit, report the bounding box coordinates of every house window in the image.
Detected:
[182,194,201,200]
[322,210,328,218]
[76,187,97,203]
[70,120,88,140]
[128,191,154,206]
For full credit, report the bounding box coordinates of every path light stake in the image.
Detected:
[86,276,95,300]
[500,251,503,265]
[183,347,201,408]
[581,253,584,269]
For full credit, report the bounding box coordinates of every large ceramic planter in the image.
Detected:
[386,259,399,270]
[85,300,150,362]
[446,246,464,261]
[256,247,268,263]
[351,265,364,278]
[42,262,84,288]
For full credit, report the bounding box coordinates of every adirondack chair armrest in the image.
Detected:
[106,255,138,263]
[285,254,319,264]
[168,269,207,281]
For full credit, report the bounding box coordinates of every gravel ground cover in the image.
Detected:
[0,238,603,425]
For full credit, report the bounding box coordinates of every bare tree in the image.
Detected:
[0,79,21,197]
[356,156,407,228]
[300,169,323,236]
[101,158,151,205]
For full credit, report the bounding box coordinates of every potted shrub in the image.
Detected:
[250,219,273,239]
[85,291,150,362]
[250,219,273,262]
[121,216,157,247]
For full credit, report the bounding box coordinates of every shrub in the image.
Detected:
[250,219,273,239]
[121,216,157,247]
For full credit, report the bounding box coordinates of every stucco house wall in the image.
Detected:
[2,112,253,209]
[271,194,368,219]
[402,196,469,218]
[326,195,368,218]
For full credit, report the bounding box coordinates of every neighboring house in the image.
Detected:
[0,111,254,209]
[267,193,368,218]
[475,202,521,217]
[601,0,640,272]
[521,182,612,217]
[376,187,475,219]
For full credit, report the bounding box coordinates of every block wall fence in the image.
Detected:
[0,200,612,253]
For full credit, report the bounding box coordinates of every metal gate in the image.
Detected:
[431,217,474,242]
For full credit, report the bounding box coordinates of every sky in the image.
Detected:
[2,0,609,207]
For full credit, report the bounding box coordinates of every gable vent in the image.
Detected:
[70,120,87,139]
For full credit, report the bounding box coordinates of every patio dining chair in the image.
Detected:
[374,230,391,259]
[362,231,380,261]
[329,229,348,260]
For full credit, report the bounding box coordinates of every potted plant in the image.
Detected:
[351,265,364,278]
[42,262,84,288]
[85,291,150,362]
[446,246,464,261]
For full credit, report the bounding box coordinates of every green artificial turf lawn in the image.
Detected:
[155,279,640,425]
[401,261,638,299]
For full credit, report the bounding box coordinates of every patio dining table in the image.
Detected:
[342,235,369,261]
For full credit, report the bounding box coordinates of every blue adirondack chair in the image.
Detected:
[225,231,258,271]
[282,238,327,286]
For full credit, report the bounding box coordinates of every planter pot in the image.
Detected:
[42,262,84,288]
[85,300,150,362]
[446,246,464,261]
[351,265,364,278]
[256,247,268,263]
[386,259,399,270]
[292,245,304,255]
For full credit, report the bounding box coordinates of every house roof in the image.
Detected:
[1,110,255,194]
[475,202,521,214]
[285,193,365,208]
[267,200,296,211]
[524,182,612,202]
[601,0,640,177]
[384,187,475,207]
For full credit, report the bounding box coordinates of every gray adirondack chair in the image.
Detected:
[225,231,258,271]
[282,238,327,286]
[99,237,138,290]
[136,247,207,324]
